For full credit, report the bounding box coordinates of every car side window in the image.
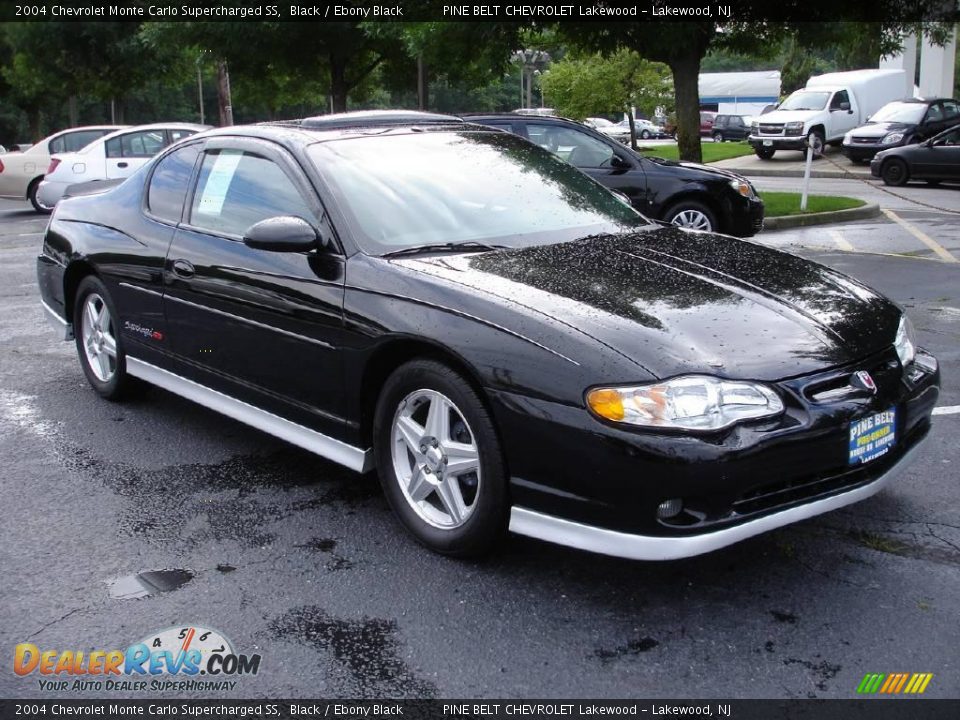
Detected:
[935,128,960,146]
[189,149,317,238]
[147,144,202,224]
[943,101,959,121]
[105,137,122,158]
[830,90,850,110]
[526,124,615,169]
[120,130,167,158]
[924,104,943,123]
[51,130,109,154]
[168,129,197,144]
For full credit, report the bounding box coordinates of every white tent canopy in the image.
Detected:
[699,71,781,115]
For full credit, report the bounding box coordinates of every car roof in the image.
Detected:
[465,112,582,125]
[282,110,465,130]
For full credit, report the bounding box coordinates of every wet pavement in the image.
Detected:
[0,196,958,700]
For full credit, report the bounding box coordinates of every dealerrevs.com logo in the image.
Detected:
[14,625,261,692]
[857,672,934,695]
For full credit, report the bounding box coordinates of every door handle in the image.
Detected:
[171,259,195,278]
[117,161,129,168]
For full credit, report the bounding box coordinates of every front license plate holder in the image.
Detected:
[848,408,896,465]
[762,140,773,146]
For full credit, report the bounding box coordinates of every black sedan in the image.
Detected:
[842,98,959,163]
[871,123,960,186]
[37,114,939,561]
[468,113,764,237]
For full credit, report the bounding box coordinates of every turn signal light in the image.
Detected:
[586,388,625,421]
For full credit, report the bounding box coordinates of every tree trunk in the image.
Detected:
[417,55,429,111]
[627,110,638,151]
[68,96,78,126]
[329,55,348,113]
[670,55,703,164]
[29,109,41,143]
[217,60,233,126]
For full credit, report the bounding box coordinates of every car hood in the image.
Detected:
[850,121,915,138]
[641,155,747,182]
[392,229,901,381]
[755,110,823,124]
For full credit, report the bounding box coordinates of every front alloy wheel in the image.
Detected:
[391,389,481,529]
[667,202,717,232]
[374,359,507,556]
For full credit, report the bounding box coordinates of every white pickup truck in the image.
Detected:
[748,69,907,159]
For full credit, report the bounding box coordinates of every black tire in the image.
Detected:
[712,132,723,143]
[73,275,136,400]
[640,129,651,139]
[808,129,826,158]
[881,158,909,187]
[664,200,718,233]
[373,359,508,557]
[754,146,775,160]
[28,177,51,214]
[848,157,866,166]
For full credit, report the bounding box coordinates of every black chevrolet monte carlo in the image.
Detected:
[36,112,940,561]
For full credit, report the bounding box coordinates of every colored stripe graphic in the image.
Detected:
[857,673,933,694]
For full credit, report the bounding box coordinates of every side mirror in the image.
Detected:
[243,216,321,252]
[838,102,851,112]
[610,155,631,169]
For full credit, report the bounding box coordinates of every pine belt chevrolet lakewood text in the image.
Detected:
[37,113,940,561]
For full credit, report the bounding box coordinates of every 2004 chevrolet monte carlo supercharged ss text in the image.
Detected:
[36,112,940,561]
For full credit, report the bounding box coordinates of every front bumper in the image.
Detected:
[727,194,765,237]
[510,434,927,560]
[495,346,939,560]
[841,142,887,162]
[749,135,806,151]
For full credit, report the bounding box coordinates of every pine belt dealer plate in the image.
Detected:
[848,408,896,465]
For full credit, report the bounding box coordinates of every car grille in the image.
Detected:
[758,123,784,135]
[851,136,879,144]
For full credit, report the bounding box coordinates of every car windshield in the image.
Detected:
[778,91,830,111]
[308,130,652,256]
[869,102,927,124]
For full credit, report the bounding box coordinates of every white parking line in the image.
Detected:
[882,209,959,263]
[828,229,854,252]
[933,405,960,416]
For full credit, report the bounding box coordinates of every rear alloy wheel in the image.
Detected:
[881,158,909,187]
[374,360,508,557]
[666,201,717,232]
[712,132,724,143]
[28,178,52,214]
[74,276,135,400]
[640,129,651,140]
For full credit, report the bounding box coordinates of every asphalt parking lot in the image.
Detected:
[1,190,958,700]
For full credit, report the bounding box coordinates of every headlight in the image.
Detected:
[894,315,916,367]
[729,178,752,197]
[785,121,805,136]
[751,122,759,133]
[881,133,904,145]
[586,375,784,431]
[843,131,854,144]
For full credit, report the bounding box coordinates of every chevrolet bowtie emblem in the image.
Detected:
[851,370,877,394]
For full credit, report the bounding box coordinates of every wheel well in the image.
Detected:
[358,338,489,447]
[26,175,42,199]
[62,261,97,324]
[808,125,826,139]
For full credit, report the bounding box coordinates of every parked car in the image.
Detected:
[0,125,123,211]
[842,98,960,163]
[749,69,906,159]
[699,111,718,136]
[633,119,671,140]
[711,114,753,142]
[870,123,960,186]
[35,123,210,212]
[584,117,630,143]
[37,113,939,560]
[469,113,763,236]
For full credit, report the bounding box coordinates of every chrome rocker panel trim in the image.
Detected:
[40,297,73,340]
[509,434,928,561]
[126,357,373,473]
